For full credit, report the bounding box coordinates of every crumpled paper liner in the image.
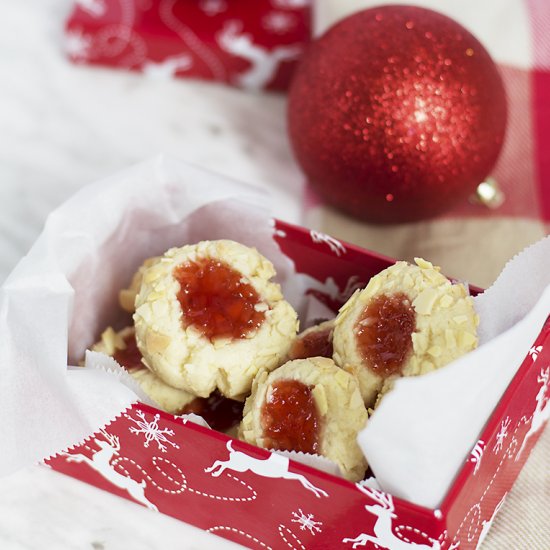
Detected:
[0,156,297,475]
[359,236,550,507]
[84,350,157,409]
[2,156,548,511]
[87,348,213,429]
[176,413,212,430]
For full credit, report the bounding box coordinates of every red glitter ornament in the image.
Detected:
[288,6,507,223]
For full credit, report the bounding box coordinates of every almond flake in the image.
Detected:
[427,345,442,357]
[412,332,428,353]
[445,329,457,349]
[403,273,414,288]
[459,331,477,348]
[415,257,434,269]
[119,289,136,312]
[145,330,171,354]
[312,385,328,415]
[143,266,163,283]
[413,288,438,315]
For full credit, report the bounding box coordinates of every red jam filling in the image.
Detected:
[113,332,144,373]
[288,325,333,360]
[179,391,244,432]
[355,292,416,377]
[261,379,320,454]
[174,258,265,341]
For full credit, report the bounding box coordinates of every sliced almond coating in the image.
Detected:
[453,314,469,325]
[119,289,137,312]
[312,384,328,416]
[412,332,428,353]
[333,257,477,409]
[412,288,438,315]
[427,345,442,358]
[145,330,171,354]
[133,239,298,398]
[415,257,435,270]
[445,329,457,349]
[458,331,477,348]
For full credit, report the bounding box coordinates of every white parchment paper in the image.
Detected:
[0,156,296,475]
[1,156,548,511]
[359,236,550,508]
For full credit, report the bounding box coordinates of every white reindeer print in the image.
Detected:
[469,440,485,475]
[475,493,507,550]
[516,366,550,461]
[160,0,226,80]
[343,485,441,549]
[310,230,347,257]
[63,429,158,511]
[529,345,543,361]
[217,21,302,91]
[143,53,193,79]
[305,275,365,314]
[204,440,328,498]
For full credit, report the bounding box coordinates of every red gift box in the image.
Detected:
[64,0,312,91]
[46,219,550,550]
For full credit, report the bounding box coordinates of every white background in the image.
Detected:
[0,1,548,549]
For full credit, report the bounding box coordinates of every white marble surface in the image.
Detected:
[0,465,240,550]
[0,1,300,548]
[0,0,303,287]
[1,2,548,549]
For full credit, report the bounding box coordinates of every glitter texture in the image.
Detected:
[288,6,507,223]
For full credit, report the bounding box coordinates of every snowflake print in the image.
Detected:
[262,11,297,34]
[310,230,346,257]
[64,29,92,60]
[469,440,485,475]
[291,509,323,535]
[125,410,179,453]
[493,417,511,453]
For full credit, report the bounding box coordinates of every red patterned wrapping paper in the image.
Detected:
[64,0,312,91]
[46,220,550,550]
